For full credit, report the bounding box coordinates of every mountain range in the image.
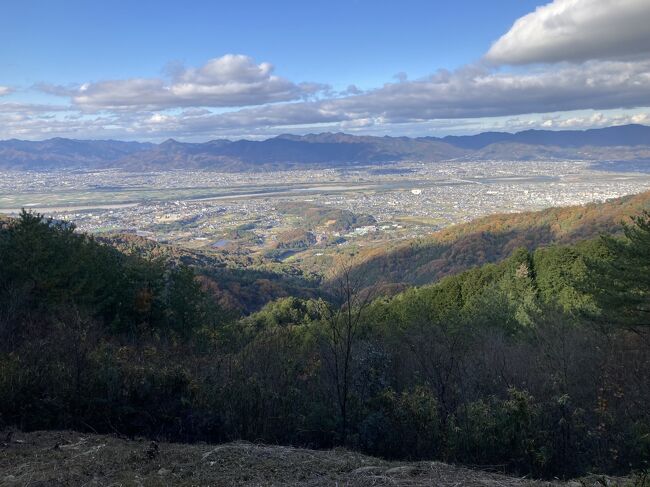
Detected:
[1,124,649,171]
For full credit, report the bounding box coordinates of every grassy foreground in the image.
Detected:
[0,430,635,487]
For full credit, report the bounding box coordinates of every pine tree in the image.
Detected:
[591,211,650,328]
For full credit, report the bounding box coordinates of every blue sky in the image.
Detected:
[1,0,650,140]
[1,1,542,88]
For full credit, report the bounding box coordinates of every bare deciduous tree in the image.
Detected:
[319,260,375,444]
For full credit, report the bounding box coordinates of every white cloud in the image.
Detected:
[500,110,650,132]
[6,58,650,139]
[486,0,650,65]
[4,28,650,141]
[0,86,13,96]
[107,59,650,134]
[314,60,650,123]
[147,113,173,124]
[41,54,328,111]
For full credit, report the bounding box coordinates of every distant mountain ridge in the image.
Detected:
[441,123,650,149]
[1,124,649,171]
[0,137,154,169]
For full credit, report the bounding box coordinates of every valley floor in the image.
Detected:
[0,430,632,487]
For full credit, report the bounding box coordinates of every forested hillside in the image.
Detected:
[1,206,649,479]
[352,190,650,287]
[100,232,320,314]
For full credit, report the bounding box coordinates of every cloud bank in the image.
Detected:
[41,54,327,111]
[151,59,650,132]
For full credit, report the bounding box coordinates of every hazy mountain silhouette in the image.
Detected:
[1,124,649,170]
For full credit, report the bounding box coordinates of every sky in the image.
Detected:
[1,0,650,141]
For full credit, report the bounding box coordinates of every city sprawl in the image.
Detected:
[2,160,650,260]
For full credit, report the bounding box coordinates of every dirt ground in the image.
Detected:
[0,430,633,487]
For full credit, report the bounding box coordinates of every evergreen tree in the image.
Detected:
[591,211,650,328]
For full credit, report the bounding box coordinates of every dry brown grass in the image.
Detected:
[0,430,633,487]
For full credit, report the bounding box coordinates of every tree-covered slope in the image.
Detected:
[1,206,650,480]
[351,190,650,287]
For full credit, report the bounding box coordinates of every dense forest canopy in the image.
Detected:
[1,208,649,479]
